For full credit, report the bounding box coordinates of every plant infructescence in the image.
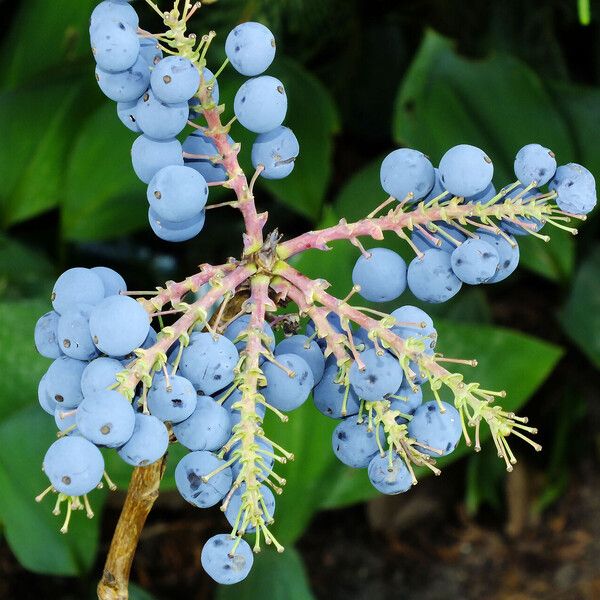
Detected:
[33,0,597,597]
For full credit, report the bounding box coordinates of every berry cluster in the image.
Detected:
[32,0,598,594]
[90,0,298,243]
[360,144,596,304]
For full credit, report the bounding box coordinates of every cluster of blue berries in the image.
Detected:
[309,306,460,492]
[35,266,168,519]
[352,143,597,304]
[90,0,299,244]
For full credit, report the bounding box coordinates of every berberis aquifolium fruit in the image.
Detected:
[31,0,598,595]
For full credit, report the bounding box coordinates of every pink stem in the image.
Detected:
[276,200,543,259]
[118,264,256,394]
[199,95,267,255]
[140,263,234,314]
[274,263,448,379]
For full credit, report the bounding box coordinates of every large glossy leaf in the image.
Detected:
[0,235,54,300]
[392,30,576,281]
[216,546,314,600]
[320,320,563,508]
[0,406,106,575]
[62,103,148,241]
[0,298,55,420]
[0,84,81,227]
[561,245,600,368]
[1,0,98,89]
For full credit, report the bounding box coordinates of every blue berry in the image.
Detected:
[349,349,403,401]
[38,374,58,416]
[147,165,208,222]
[408,401,462,457]
[117,413,169,466]
[52,268,105,315]
[313,362,360,419]
[390,305,436,353]
[439,144,494,197]
[352,247,407,303]
[200,67,220,104]
[180,333,239,395]
[251,125,299,180]
[43,436,104,496]
[332,418,381,468]
[135,89,189,140]
[89,295,150,357]
[224,483,275,534]
[91,19,140,73]
[234,76,287,134]
[45,356,87,409]
[76,390,135,447]
[514,143,557,186]
[148,208,206,242]
[262,353,314,412]
[151,56,200,103]
[275,334,325,383]
[182,131,229,183]
[81,357,124,398]
[116,100,141,132]
[90,1,139,29]
[131,135,184,184]
[407,249,462,303]
[147,373,197,423]
[380,148,435,201]
[200,534,253,585]
[91,266,127,296]
[451,238,500,285]
[549,163,597,215]
[175,451,232,507]
[390,379,423,415]
[225,22,276,76]
[95,54,150,102]
[223,314,275,352]
[467,182,497,204]
[139,37,162,66]
[475,229,519,283]
[57,304,99,361]
[172,395,231,451]
[368,454,412,494]
[35,311,62,359]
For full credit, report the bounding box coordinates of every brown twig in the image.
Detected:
[97,457,167,600]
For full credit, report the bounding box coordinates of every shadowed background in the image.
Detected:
[0,0,599,598]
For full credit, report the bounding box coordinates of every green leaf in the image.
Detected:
[216,546,314,600]
[0,298,55,421]
[62,103,147,241]
[0,235,54,300]
[465,444,505,514]
[393,30,576,281]
[0,406,106,575]
[0,84,81,227]
[561,245,600,368]
[1,0,98,89]
[320,321,563,508]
